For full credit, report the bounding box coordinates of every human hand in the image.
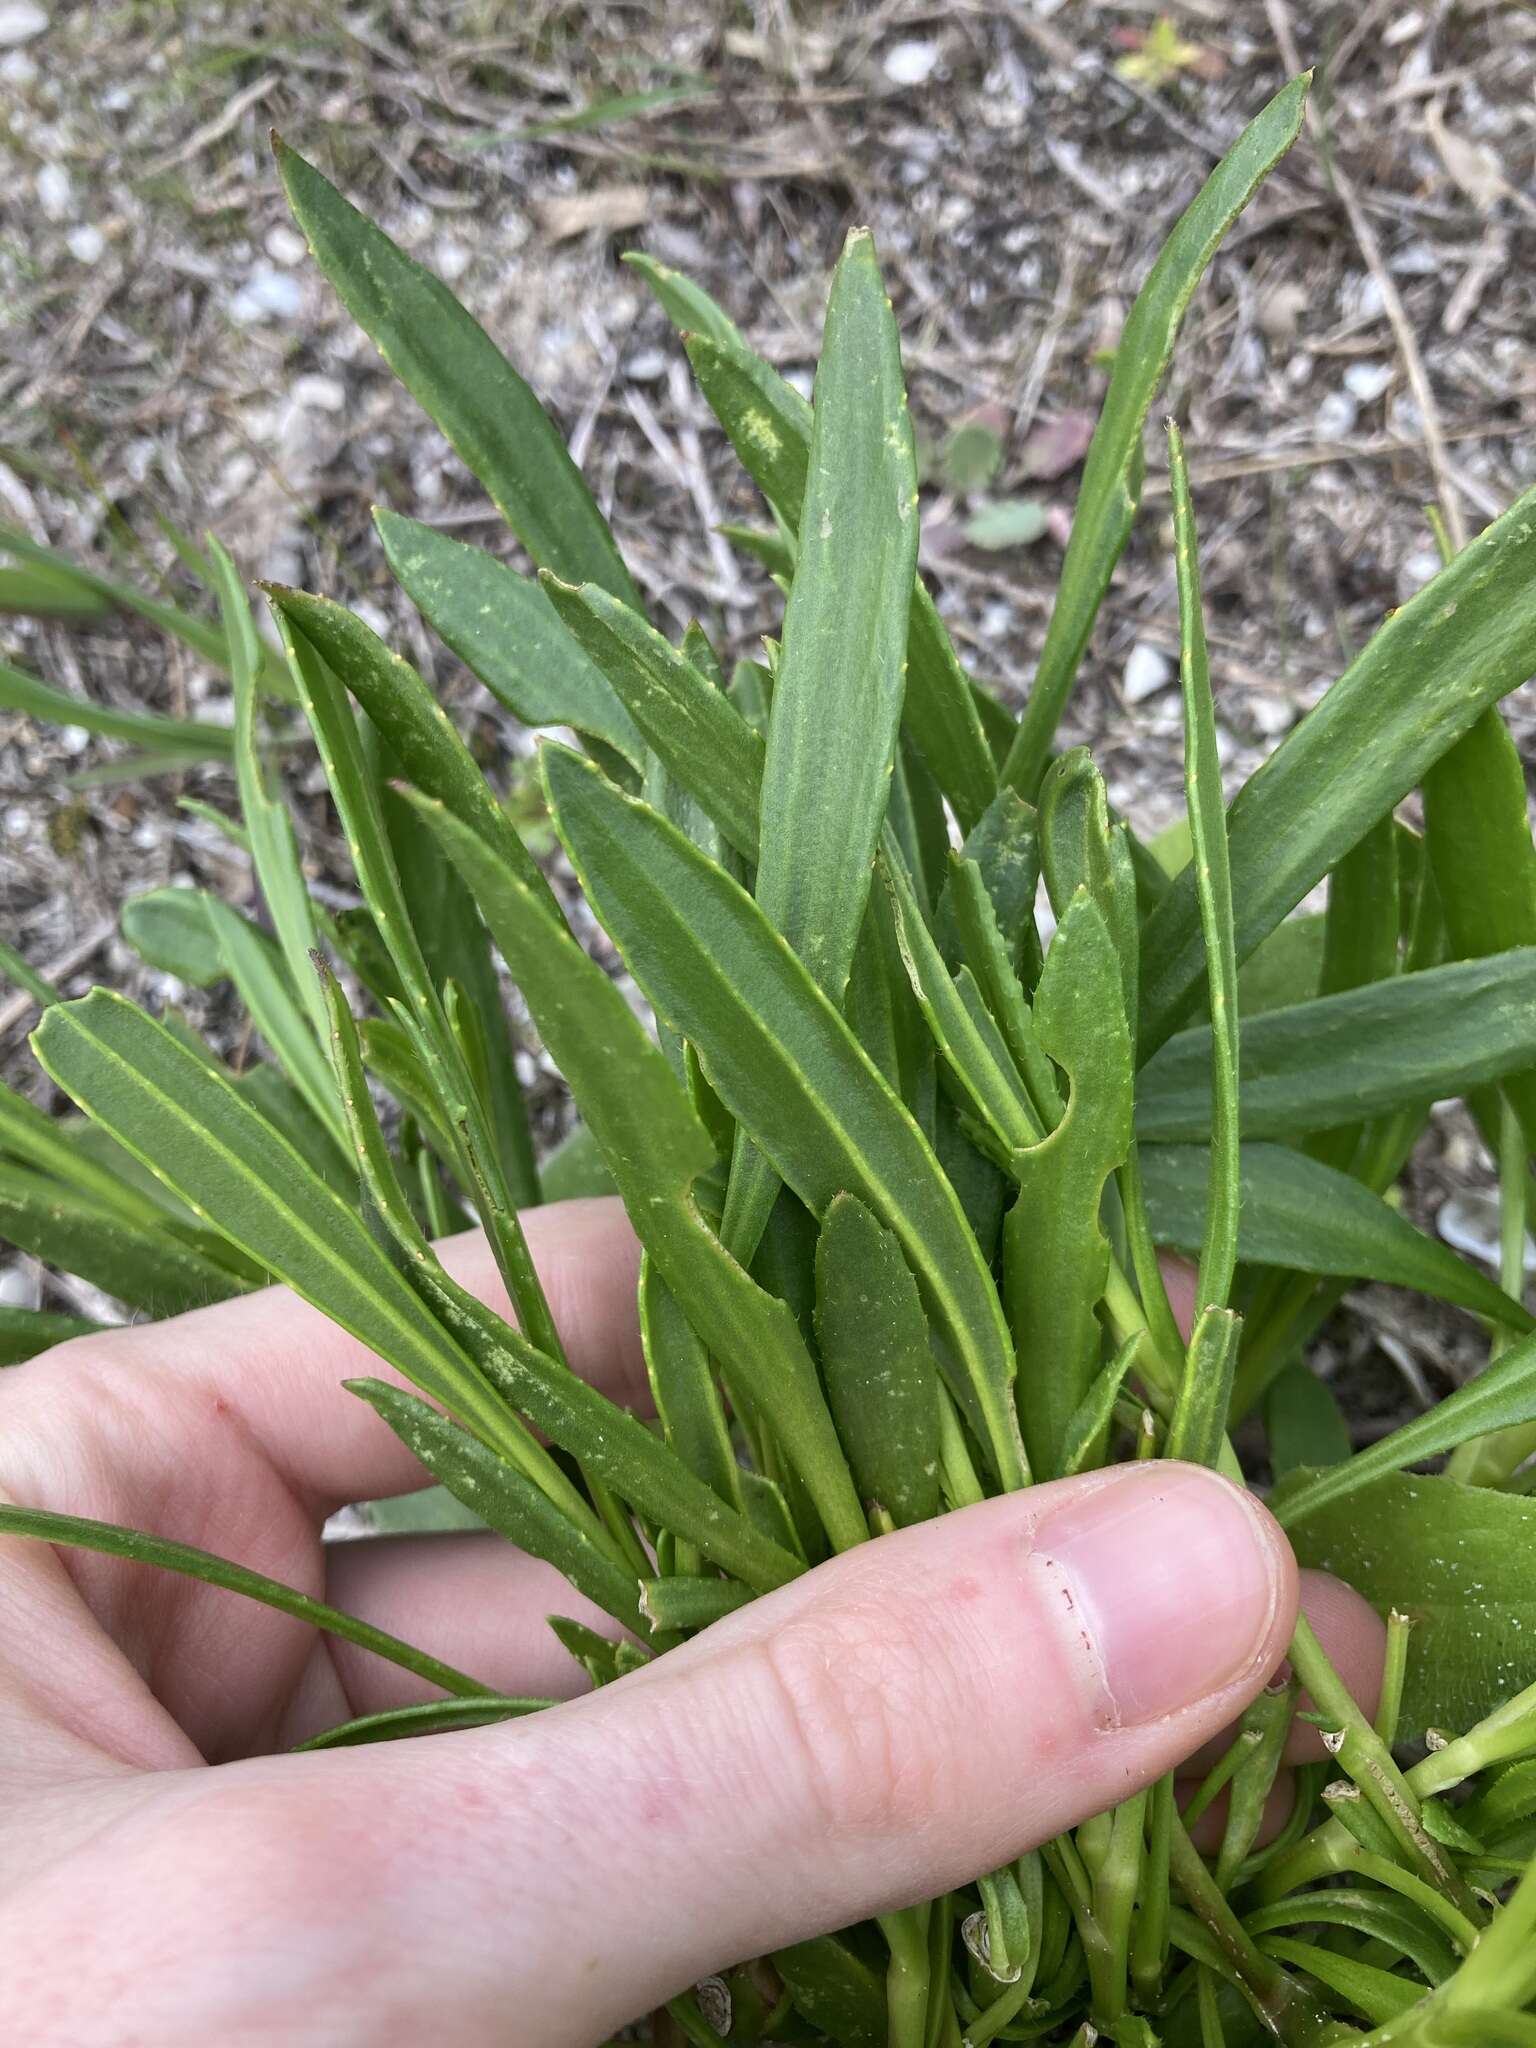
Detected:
[0,1197,1381,2045]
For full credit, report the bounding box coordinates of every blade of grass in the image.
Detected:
[0,1503,490,1697]
[1001,77,1309,799]
[1168,420,1239,1314]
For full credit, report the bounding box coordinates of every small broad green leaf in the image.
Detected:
[546,1615,650,1689]
[1140,1141,1529,1327]
[1004,893,1134,1480]
[1141,474,1536,1054]
[1238,913,1325,1017]
[964,498,1048,551]
[1168,421,1239,1314]
[539,747,1025,1491]
[814,1192,943,1527]
[1277,1325,1536,1534]
[403,787,864,1556]
[348,1378,645,1634]
[772,1937,887,2048]
[0,655,233,758]
[1001,76,1309,799]
[940,415,1005,493]
[538,1123,616,1203]
[0,1503,490,1698]
[539,574,763,859]
[0,1162,251,1316]
[1137,949,1536,1142]
[376,510,645,772]
[294,1695,548,1750]
[0,1303,103,1365]
[1264,1363,1352,1478]
[1287,1471,1536,1733]
[275,140,637,606]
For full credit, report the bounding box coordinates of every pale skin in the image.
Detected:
[0,1197,1383,2045]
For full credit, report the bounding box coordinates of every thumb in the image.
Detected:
[356,1461,1296,2043]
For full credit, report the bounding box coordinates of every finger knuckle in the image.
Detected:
[751,1595,955,1840]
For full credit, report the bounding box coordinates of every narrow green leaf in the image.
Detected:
[1004,894,1134,1479]
[0,1503,490,1697]
[540,747,1025,1490]
[1277,1326,1536,1532]
[0,1303,102,1365]
[208,538,330,1051]
[622,250,746,347]
[1168,421,1240,1313]
[0,557,114,618]
[814,1192,943,1527]
[1424,706,1536,1156]
[1060,1336,1139,1478]
[376,510,646,771]
[348,1378,645,1633]
[1141,474,1536,1054]
[937,788,1041,975]
[0,934,57,1011]
[294,1695,547,1750]
[677,324,997,828]
[1166,1305,1242,1470]
[0,1161,251,1316]
[1001,77,1309,798]
[1141,1140,1529,1327]
[1138,950,1536,1141]
[0,655,233,756]
[275,607,557,1359]
[266,587,558,922]
[721,227,921,1266]
[402,788,864,1555]
[383,791,539,1209]
[1039,748,1138,1023]
[637,1575,752,1633]
[640,1258,744,1513]
[1255,1939,1420,2025]
[275,140,637,605]
[0,521,292,697]
[30,990,506,1436]
[539,574,762,858]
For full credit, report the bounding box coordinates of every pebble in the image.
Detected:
[883,38,939,85]
[1343,361,1393,403]
[0,2,47,48]
[1123,642,1172,704]
[1400,546,1444,596]
[292,372,345,412]
[264,223,307,266]
[1438,1189,1536,1274]
[1315,390,1358,438]
[1249,693,1295,738]
[65,222,103,263]
[624,348,669,383]
[229,267,303,325]
[35,161,71,219]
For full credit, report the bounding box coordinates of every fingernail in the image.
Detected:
[1032,1464,1285,1728]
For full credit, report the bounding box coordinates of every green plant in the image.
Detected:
[6,71,1536,2043]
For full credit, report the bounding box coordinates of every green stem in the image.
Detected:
[879,1907,931,2048]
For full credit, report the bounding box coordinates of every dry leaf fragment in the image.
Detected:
[537,185,650,244]
[1423,101,1509,214]
[1020,411,1095,480]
